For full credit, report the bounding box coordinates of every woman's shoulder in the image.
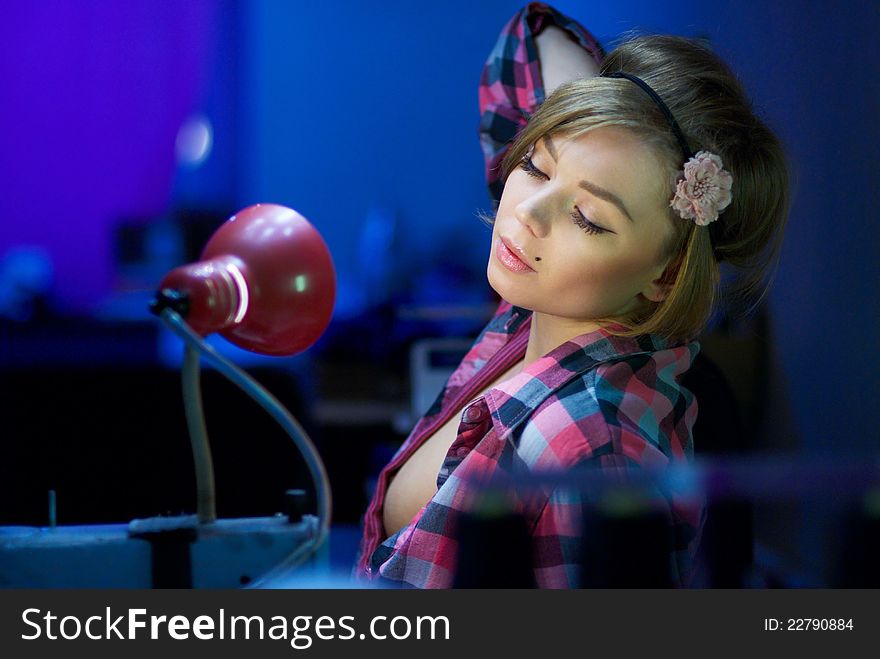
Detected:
[515,338,700,468]
[593,337,700,398]
[538,330,699,412]
[590,341,700,461]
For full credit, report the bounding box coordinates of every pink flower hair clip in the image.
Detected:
[670,151,734,226]
[600,72,733,229]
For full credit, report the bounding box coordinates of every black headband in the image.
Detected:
[603,71,693,162]
[602,71,725,259]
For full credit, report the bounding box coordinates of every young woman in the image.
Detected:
[353,2,789,588]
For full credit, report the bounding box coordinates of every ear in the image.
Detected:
[640,258,679,303]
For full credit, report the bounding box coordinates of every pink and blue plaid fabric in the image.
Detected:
[354,3,705,588]
[479,2,605,203]
[354,303,706,588]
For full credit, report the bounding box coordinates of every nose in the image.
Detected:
[514,193,553,238]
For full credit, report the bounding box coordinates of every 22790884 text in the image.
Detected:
[763,619,853,631]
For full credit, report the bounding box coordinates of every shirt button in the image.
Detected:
[463,405,485,423]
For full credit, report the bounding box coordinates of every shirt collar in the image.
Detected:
[482,307,696,440]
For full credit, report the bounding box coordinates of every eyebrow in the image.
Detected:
[542,135,635,224]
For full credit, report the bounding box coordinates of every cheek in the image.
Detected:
[497,171,523,206]
[497,169,544,213]
[553,238,658,296]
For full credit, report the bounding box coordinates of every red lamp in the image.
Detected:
[149,202,336,558]
[154,203,335,355]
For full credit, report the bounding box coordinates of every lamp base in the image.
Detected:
[0,515,324,588]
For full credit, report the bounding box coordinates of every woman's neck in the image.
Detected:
[522,311,605,369]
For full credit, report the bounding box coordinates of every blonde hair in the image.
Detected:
[497,35,790,342]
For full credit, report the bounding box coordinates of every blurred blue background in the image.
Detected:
[1,0,878,586]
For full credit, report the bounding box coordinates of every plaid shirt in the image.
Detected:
[478,2,605,204]
[353,4,705,587]
[355,303,706,588]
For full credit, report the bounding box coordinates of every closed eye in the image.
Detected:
[518,155,609,236]
[519,154,547,180]
[570,208,606,236]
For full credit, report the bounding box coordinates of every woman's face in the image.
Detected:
[487,127,675,324]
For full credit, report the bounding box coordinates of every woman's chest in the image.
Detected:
[382,412,464,537]
[382,361,524,539]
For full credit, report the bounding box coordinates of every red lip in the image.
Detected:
[497,236,536,273]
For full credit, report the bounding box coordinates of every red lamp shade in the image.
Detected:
[155,204,336,356]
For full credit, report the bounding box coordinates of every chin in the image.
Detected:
[486,262,510,300]
[486,265,533,311]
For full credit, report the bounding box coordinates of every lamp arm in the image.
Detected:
[159,308,332,583]
[182,343,217,523]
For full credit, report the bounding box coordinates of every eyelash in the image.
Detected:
[518,156,607,236]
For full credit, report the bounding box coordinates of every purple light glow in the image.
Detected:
[0,0,218,312]
[176,115,214,167]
